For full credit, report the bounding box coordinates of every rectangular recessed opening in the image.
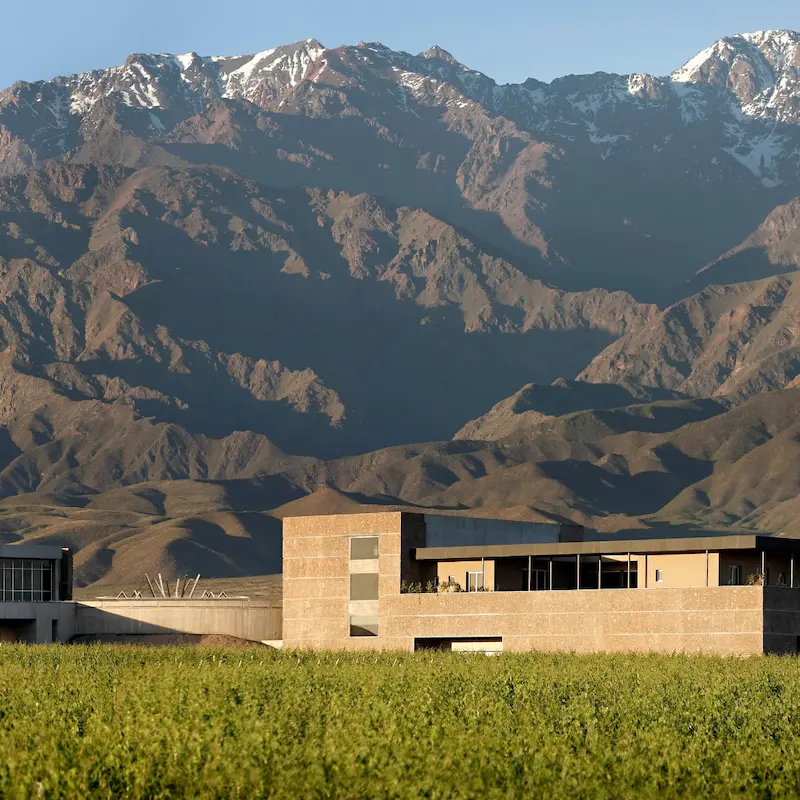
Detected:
[414,637,503,653]
[350,615,379,637]
[350,573,379,601]
[350,537,379,560]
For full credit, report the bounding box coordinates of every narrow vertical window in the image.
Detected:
[466,572,484,592]
[349,536,379,637]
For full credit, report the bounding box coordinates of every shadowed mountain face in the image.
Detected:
[2,33,800,587]
[0,161,653,458]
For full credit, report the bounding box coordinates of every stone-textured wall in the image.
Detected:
[281,513,800,655]
[282,512,404,650]
[381,587,768,654]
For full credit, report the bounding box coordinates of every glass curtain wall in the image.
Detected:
[0,559,55,602]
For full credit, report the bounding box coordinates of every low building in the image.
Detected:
[283,512,800,655]
[0,544,283,644]
[0,545,76,643]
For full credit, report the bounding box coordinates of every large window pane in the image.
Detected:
[0,560,54,602]
[350,573,379,601]
[350,537,379,560]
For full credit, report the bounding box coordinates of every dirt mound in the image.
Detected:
[69,633,269,647]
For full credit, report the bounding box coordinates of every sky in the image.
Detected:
[1,0,799,89]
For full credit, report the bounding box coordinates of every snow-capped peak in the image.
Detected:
[419,46,459,64]
[219,39,326,98]
[670,43,720,83]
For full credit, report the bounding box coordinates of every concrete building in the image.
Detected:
[0,543,282,644]
[0,544,76,643]
[283,512,800,655]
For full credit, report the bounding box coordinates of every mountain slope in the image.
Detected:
[580,274,800,400]
[1,33,800,587]
[3,33,800,300]
[0,160,656,457]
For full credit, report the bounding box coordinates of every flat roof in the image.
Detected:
[414,534,800,561]
[0,544,69,560]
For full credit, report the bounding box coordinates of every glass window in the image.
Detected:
[655,569,664,583]
[466,572,484,592]
[729,565,741,586]
[350,537,379,560]
[0,560,54,602]
[350,573,379,601]
[349,615,379,637]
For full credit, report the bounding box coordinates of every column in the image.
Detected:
[627,553,631,589]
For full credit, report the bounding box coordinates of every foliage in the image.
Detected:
[400,580,438,594]
[0,647,799,797]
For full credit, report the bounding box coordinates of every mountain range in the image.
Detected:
[2,30,800,590]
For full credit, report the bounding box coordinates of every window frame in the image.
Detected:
[466,571,484,593]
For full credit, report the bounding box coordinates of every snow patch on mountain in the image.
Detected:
[3,30,800,186]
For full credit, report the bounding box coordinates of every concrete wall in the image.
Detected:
[436,560,495,591]
[0,602,77,643]
[75,600,282,643]
[642,553,719,588]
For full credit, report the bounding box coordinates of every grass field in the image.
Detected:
[1,647,799,798]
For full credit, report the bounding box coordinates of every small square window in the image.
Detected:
[350,537,379,560]
[350,573,379,601]
[655,569,664,583]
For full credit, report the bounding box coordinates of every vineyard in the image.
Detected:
[1,646,799,798]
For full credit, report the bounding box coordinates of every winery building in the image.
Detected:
[282,511,800,655]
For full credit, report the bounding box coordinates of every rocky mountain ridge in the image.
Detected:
[2,32,800,300]
[1,32,800,587]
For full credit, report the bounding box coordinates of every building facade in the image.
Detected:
[283,512,800,655]
[0,545,75,643]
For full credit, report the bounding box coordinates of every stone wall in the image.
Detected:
[381,588,767,654]
[282,512,404,650]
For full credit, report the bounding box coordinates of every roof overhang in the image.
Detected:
[0,544,70,560]
[414,535,800,561]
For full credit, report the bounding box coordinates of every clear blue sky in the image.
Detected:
[2,0,798,89]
